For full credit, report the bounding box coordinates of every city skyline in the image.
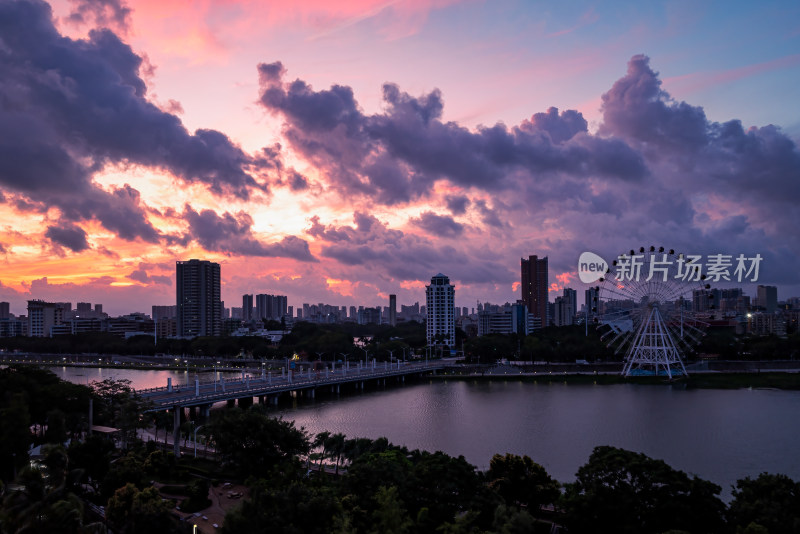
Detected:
[1,0,799,316]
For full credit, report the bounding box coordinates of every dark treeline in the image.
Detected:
[2,366,800,533]
[1,323,798,365]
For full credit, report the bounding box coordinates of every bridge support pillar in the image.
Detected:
[188,406,197,420]
[272,395,279,405]
[288,369,293,383]
[360,381,364,390]
[336,384,340,394]
[238,396,253,409]
[201,405,211,420]
[268,372,272,385]
[227,399,235,408]
[221,377,226,392]
[172,407,180,456]
[372,359,376,371]
[309,388,315,398]
[195,378,199,397]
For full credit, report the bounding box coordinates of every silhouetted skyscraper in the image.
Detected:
[242,294,253,321]
[176,259,221,337]
[389,294,397,327]
[426,273,455,347]
[757,285,777,313]
[521,255,549,326]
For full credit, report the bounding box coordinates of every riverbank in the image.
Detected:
[432,371,800,390]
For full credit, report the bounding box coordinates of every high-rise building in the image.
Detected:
[27,300,64,337]
[242,294,253,321]
[389,294,397,326]
[176,259,221,337]
[152,305,176,320]
[757,285,777,313]
[521,255,549,325]
[0,302,9,320]
[153,305,177,339]
[76,302,92,313]
[255,294,288,320]
[585,287,599,321]
[554,288,577,326]
[426,273,455,347]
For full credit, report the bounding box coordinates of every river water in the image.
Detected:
[52,366,800,497]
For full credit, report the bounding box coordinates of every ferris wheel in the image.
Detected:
[593,246,712,378]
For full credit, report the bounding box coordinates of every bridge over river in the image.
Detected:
[136,360,445,455]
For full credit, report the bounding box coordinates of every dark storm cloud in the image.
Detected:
[595,55,800,270]
[66,0,131,32]
[309,213,514,284]
[410,211,464,237]
[445,194,470,215]
[183,205,316,262]
[286,169,309,191]
[257,61,648,206]
[128,265,171,285]
[599,55,800,202]
[45,222,89,252]
[0,0,269,248]
[599,55,709,152]
[473,199,506,229]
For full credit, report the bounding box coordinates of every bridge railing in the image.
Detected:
[142,362,444,408]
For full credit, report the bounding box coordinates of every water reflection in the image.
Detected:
[49,366,800,499]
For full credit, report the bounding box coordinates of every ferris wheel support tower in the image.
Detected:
[621,304,688,379]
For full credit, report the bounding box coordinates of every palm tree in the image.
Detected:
[313,431,331,471]
[325,433,347,474]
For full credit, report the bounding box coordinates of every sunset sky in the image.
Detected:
[1,0,799,316]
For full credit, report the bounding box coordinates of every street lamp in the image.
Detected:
[214,361,220,392]
[193,424,204,458]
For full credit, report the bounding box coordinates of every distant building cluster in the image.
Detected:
[1,256,796,342]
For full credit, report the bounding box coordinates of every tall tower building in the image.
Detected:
[389,294,397,327]
[554,288,577,326]
[426,273,455,347]
[242,294,253,321]
[176,259,221,337]
[521,255,549,326]
[757,285,777,313]
[27,300,63,337]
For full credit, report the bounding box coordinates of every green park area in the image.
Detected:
[2,365,800,533]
